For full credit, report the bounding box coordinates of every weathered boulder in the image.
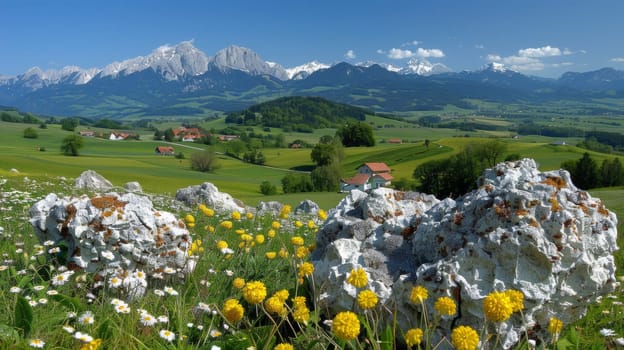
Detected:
[312,159,618,347]
[256,201,284,216]
[74,170,113,191]
[124,181,143,193]
[295,199,320,215]
[29,192,195,297]
[175,182,246,213]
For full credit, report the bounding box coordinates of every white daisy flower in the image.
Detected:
[159,329,175,342]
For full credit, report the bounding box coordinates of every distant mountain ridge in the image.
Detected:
[1,41,624,118]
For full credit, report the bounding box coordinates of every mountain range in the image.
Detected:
[1,41,623,118]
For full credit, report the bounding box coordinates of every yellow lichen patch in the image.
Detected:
[528,218,540,227]
[91,196,127,209]
[542,176,567,190]
[549,195,561,212]
[598,203,609,216]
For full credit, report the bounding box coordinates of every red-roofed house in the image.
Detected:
[340,162,393,192]
[155,146,175,156]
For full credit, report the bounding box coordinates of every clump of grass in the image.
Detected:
[0,175,622,349]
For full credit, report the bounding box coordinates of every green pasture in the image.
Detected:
[2,119,624,211]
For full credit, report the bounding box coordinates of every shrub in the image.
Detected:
[260,181,277,195]
[190,148,220,172]
[23,127,38,139]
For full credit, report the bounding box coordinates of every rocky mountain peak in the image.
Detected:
[211,45,288,80]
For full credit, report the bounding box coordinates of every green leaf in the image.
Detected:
[379,325,395,350]
[97,318,115,340]
[0,323,19,344]
[556,338,573,350]
[567,327,579,346]
[50,293,86,312]
[14,295,33,337]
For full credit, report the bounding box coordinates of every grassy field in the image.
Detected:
[1,118,623,210]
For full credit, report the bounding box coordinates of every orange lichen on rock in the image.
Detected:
[91,196,127,209]
[542,176,567,190]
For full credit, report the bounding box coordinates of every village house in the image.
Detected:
[217,134,240,142]
[174,127,204,142]
[340,162,393,192]
[109,131,137,141]
[155,146,175,156]
[79,130,96,137]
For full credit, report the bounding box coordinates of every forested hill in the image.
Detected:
[225,96,370,132]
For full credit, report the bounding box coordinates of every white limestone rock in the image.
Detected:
[29,191,195,297]
[74,170,113,191]
[175,182,246,213]
[312,159,618,348]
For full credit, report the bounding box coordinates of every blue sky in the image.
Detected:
[2,0,624,78]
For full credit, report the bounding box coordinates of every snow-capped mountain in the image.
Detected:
[356,61,402,73]
[210,45,288,80]
[98,41,210,80]
[400,58,451,76]
[285,61,331,80]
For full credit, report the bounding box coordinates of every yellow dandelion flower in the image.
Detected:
[231,211,241,220]
[240,234,253,242]
[275,289,289,302]
[307,220,316,229]
[222,299,244,323]
[298,262,314,277]
[295,220,303,228]
[292,304,310,324]
[235,228,246,235]
[410,285,429,304]
[292,296,307,307]
[279,205,291,219]
[318,209,327,221]
[271,221,281,230]
[232,277,246,289]
[206,225,215,233]
[278,248,289,259]
[405,328,423,348]
[357,289,379,309]
[504,289,524,313]
[200,206,215,217]
[346,267,368,288]
[434,296,457,317]
[265,251,277,259]
[451,325,480,350]
[295,246,309,259]
[185,214,195,223]
[238,241,245,249]
[80,338,102,350]
[220,221,233,229]
[264,296,287,317]
[332,311,361,341]
[548,317,563,335]
[274,343,294,350]
[255,234,265,244]
[242,280,267,304]
[246,212,254,220]
[187,223,195,229]
[216,240,228,250]
[290,236,304,246]
[268,228,276,238]
[483,291,513,322]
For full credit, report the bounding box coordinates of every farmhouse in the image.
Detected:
[173,127,204,142]
[340,162,393,192]
[109,131,135,140]
[155,146,174,155]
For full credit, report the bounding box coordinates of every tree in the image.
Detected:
[424,139,430,149]
[23,127,38,139]
[311,164,342,192]
[260,181,277,195]
[474,140,508,167]
[599,158,624,187]
[60,134,84,156]
[336,122,375,147]
[573,152,599,189]
[310,143,336,166]
[226,139,247,158]
[61,118,79,132]
[190,148,220,172]
[281,173,314,193]
[164,128,174,142]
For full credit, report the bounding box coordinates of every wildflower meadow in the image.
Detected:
[0,175,623,349]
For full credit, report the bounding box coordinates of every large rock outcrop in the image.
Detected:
[175,182,246,213]
[312,159,618,347]
[74,170,113,191]
[29,192,195,296]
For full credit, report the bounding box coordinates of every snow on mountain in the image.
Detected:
[481,62,509,73]
[99,41,210,80]
[356,61,401,73]
[400,58,451,76]
[210,45,289,80]
[285,61,331,79]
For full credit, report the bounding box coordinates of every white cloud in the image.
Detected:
[563,48,573,55]
[487,54,502,62]
[387,48,414,59]
[417,48,445,58]
[518,45,562,58]
[344,50,356,59]
[551,62,574,68]
[475,44,485,49]
[401,40,421,47]
[611,57,624,63]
